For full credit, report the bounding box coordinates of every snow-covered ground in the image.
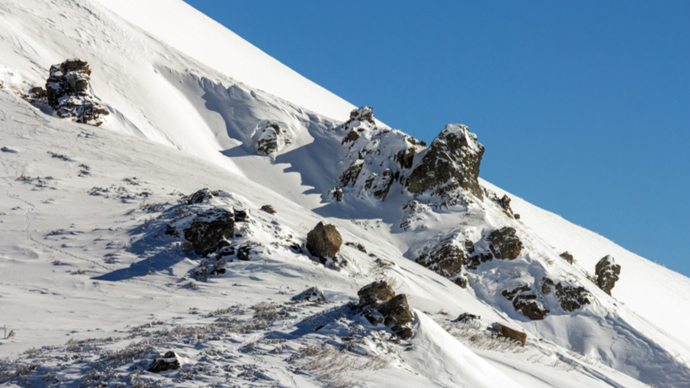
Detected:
[0,0,688,387]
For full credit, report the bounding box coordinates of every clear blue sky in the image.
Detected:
[184,1,690,276]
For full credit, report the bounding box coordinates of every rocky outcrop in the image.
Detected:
[487,227,523,260]
[45,59,109,126]
[254,121,291,156]
[554,283,591,312]
[292,287,326,303]
[148,351,181,373]
[183,208,235,256]
[306,222,343,263]
[560,251,574,264]
[456,313,481,323]
[493,323,527,347]
[406,124,485,202]
[502,284,549,320]
[596,255,621,295]
[357,281,414,339]
[414,233,471,288]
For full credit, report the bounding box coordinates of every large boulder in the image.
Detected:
[306,222,342,263]
[45,59,109,126]
[487,227,523,260]
[183,208,235,256]
[595,255,621,295]
[406,124,485,201]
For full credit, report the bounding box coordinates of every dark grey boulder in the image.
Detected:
[183,208,235,256]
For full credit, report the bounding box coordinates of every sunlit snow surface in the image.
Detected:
[0,0,689,387]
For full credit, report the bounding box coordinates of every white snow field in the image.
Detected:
[0,0,688,387]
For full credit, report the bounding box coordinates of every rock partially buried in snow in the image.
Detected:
[493,323,527,347]
[560,251,574,264]
[406,124,485,202]
[357,281,414,339]
[185,188,219,204]
[378,294,414,339]
[148,351,181,373]
[1,146,19,153]
[260,204,277,214]
[306,222,342,263]
[291,287,326,303]
[183,208,235,256]
[45,59,109,126]
[254,121,291,156]
[502,284,549,320]
[596,255,621,295]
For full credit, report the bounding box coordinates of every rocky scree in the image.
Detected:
[45,59,109,126]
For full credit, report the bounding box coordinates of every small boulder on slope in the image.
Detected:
[306,222,342,263]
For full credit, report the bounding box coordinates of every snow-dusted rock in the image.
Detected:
[253,121,291,156]
[487,227,523,260]
[291,287,326,302]
[502,284,549,320]
[148,351,181,373]
[406,124,485,202]
[45,59,109,126]
[357,280,395,304]
[183,207,235,255]
[596,255,621,295]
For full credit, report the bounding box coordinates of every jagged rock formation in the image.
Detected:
[185,188,219,204]
[45,59,109,126]
[502,284,549,320]
[357,281,414,339]
[596,255,621,295]
[183,208,235,256]
[406,124,485,202]
[253,121,291,155]
[487,227,523,260]
[494,323,527,347]
[306,222,343,263]
[148,351,181,373]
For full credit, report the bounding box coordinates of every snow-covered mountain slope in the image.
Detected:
[1,0,689,387]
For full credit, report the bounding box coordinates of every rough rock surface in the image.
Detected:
[357,280,395,304]
[183,208,235,256]
[502,284,549,320]
[406,124,485,202]
[356,282,414,339]
[456,313,481,323]
[185,188,219,204]
[254,121,291,155]
[260,204,277,214]
[494,323,527,347]
[148,351,181,373]
[45,59,109,126]
[554,283,591,312]
[414,232,471,288]
[487,227,523,260]
[596,255,621,295]
[306,222,342,263]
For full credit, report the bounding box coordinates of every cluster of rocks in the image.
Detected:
[415,226,524,290]
[502,284,550,320]
[33,59,109,126]
[356,280,414,339]
[333,106,487,207]
[253,121,292,156]
[596,255,621,295]
[541,277,591,312]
